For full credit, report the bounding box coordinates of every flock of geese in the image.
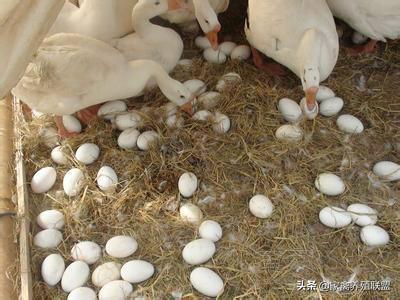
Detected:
[3,0,400,137]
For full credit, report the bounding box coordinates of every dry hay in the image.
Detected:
[12,25,400,300]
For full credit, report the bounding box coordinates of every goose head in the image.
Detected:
[301,66,320,112]
[158,78,196,114]
[193,0,221,50]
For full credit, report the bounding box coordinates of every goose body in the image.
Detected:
[111,0,184,74]
[48,0,135,41]
[0,0,63,98]
[12,33,193,116]
[326,0,400,41]
[245,0,338,110]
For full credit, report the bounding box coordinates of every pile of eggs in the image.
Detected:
[314,172,392,247]
[177,172,224,297]
[194,36,251,64]
[276,86,364,142]
[36,209,154,300]
[176,172,275,297]
[32,143,119,196]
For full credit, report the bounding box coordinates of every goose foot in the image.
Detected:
[76,104,101,125]
[348,39,378,55]
[251,47,286,76]
[54,116,79,138]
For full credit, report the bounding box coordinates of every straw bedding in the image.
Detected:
[12,4,400,299]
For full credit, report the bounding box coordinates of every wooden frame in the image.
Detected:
[14,97,33,300]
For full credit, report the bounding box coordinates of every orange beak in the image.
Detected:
[305,87,318,111]
[206,24,221,50]
[180,102,194,116]
[168,0,183,11]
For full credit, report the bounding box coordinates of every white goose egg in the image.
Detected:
[352,31,368,45]
[315,173,345,196]
[92,262,122,287]
[33,229,62,249]
[166,114,184,128]
[275,125,303,142]
[180,203,203,224]
[316,86,335,102]
[360,225,390,247]
[222,72,242,83]
[37,210,64,230]
[41,254,65,286]
[177,59,193,68]
[203,48,227,64]
[213,112,230,133]
[300,97,319,120]
[31,167,57,194]
[372,161,400,181]
[216,72,242,92]
[120,260,154,283]
[71,241,102,265]
[105,236,138,258]
[61,261,90,292]
[249,195,274,219]
[178,172,198,197]
[216,80,226,92]
[137,131,160,151]
[278,98,302,123]
[190,267,224,298]
[97,166,118,191]
[230,45,251,60]
[98,100,127,120]
[337,114,364,134]
[347,203,378,226]
[182,239,216,265]
[115,111,142,131]
[319,206,351,228]
[51,146,68,165]
[219,41,237,55]
[319,97,344,117]
[184,79,207,96]
[75,143,100,165]
[195,36,211,49]
[99,280,133,300]
[118,128,140,150]
[198,91,221,109]
[199,220,222,242]
[40,127,59,148]
[62,115,82,134]
[63,168,84,197]
[68,287,97,300]
[193,110,213,121]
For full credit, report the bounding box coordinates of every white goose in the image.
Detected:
[12,33,194,137]
[47,0,137,41]
[326,0,400,54]
[0,0,63,97]
[111,0,186,74]
[161,0,228,49]
[245,0,339,112]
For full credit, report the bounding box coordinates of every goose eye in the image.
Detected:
[205,19,209,24]
[155,1,160,5]
[180,95,185,99]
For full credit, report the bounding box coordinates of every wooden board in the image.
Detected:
[14,97,32,300]
[0,95,17,299]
